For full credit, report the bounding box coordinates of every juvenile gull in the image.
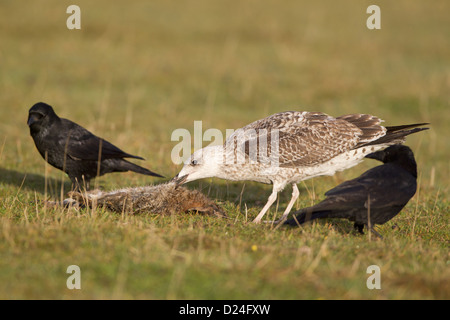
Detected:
[173,111,428,223]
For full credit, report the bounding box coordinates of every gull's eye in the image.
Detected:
[191,159,198,166]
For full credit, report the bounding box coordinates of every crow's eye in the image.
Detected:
[33,112,45,119]
[191,159,198,166]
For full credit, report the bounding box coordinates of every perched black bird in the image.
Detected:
[284,144,422,237]
[27,102,163,190]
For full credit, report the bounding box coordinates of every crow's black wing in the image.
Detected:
[58,119,143,161]
[323,164,417,210]
[287,163,417,226]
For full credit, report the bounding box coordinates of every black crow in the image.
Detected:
[284,144,422,237]
[27,102,163,190]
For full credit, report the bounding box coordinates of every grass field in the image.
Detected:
[0,0,449,299]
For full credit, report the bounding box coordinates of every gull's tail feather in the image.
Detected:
[360,123,429,148]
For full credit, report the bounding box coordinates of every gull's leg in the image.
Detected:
[253,188,278,223]
[275,183,299,223]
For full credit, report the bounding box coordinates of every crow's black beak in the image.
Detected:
[365,149,385,162]
[27,113,40,126]
[171,174,188,185]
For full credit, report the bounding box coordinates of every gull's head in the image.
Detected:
[172,145,224,185]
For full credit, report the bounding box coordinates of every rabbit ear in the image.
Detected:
[185,204,227,218]
[212,204,227,218]
[186,206,213,215]
[67,191,86,203]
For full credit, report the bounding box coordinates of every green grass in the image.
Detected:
[0,0,449,299]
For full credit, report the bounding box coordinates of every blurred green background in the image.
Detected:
[0,0,448,299]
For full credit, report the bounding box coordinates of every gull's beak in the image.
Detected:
[170,174,179,183]
[171,174,188,185]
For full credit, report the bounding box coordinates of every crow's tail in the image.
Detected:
[284,209,332,226]
[118,159,164,178]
